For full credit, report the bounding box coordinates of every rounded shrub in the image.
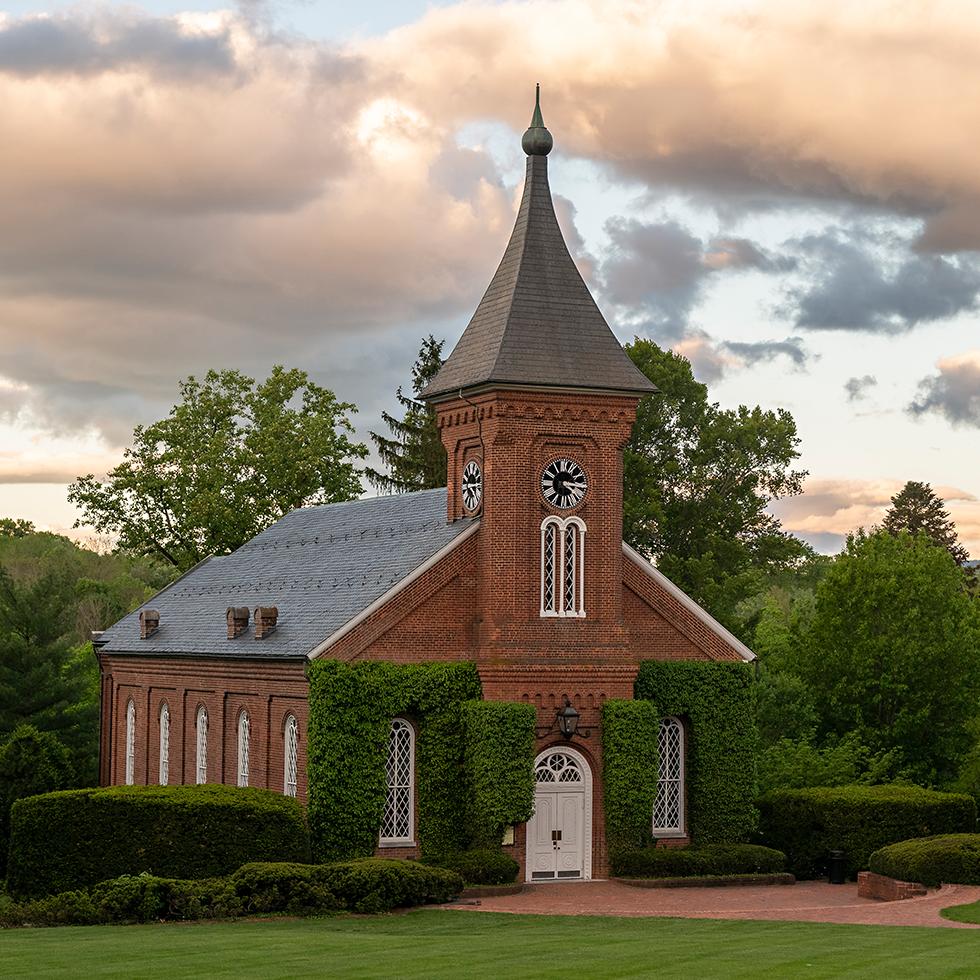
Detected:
[611,843,786,879]
[6,784,310,899]
[869,835,980,888]
[758,784,976,880]
[424,849,519,885]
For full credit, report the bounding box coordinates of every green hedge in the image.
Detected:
[6,784,310,899]
[601,699,660,850]
[0,859,463,928]
[635,661,757,844]
[462,701,535,849]
[424,848,519,885]
[611,843,786,878]
[758,785,977,880]
[869,835,980,888]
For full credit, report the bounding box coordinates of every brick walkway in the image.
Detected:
[447,880,980,928]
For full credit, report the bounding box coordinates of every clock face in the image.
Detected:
[541,458,587,509]
[461,460,483,512]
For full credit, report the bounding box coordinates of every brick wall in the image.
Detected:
[857,871,928,901]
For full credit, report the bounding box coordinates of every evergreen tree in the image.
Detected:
[882,480,970,566]
[365,335,447,494]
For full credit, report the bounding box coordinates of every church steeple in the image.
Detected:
[421,86,655,402]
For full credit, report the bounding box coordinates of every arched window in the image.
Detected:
[237,710,251,787]
[195,705,208,785]
[124,699,136,785]
[653,716,685,836]
[159,703,170,786]
[283,714,299,797]
[380,718,414,844]
[540,516,586,618]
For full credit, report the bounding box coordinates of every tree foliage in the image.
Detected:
[623,339,809,627]
[882,480,970,566]
[365,336,447,495]
[68,367,366,570]
[796,529,980,784]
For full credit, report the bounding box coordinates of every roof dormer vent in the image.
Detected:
[254,606,278,640]
[226,606,250,639]
[139,609,160,639]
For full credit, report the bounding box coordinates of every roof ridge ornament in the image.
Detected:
[522,82,553,156]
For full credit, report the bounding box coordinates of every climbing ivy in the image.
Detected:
[635,661,758,843]
[462,700,536,849]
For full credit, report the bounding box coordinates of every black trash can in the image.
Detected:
[828,849,846,884]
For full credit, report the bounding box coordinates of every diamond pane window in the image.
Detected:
[380,718,414,844]
[125,700,136,785]
[196,706,208,785]
[237,710,251,788]
[653,717,684,835]
[540,517,586,618]
[284,714,299,797]
[159,703,170,786]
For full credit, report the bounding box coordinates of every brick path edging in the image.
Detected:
[615,873,795,889]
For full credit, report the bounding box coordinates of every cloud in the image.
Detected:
[844,374,877,402]
[909,351,980,428]
[784,231,980,332]
[726,338,807,369]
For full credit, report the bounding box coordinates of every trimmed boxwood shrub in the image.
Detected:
[758,784,976,880]
[6,784,310,899]
[635,661,758,844]
[611,843,785,879]
[424,848,519,885]
[317,858,462,913]
[869,835,980,887]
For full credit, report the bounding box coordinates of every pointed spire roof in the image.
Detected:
[421,87,656,402]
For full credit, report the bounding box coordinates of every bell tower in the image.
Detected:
[421,87,656,665]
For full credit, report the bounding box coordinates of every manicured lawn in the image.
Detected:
[2,910,979,978]
[941,900,980,925]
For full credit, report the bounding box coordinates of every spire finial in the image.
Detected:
[522,82,553,156]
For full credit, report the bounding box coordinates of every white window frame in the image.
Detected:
[237,710,251,788]
[284,714,299,797]
[159,702,170,786]
[195,705,208,785]
[540,516,586,618]
[125,699,136,785]
[379,718,415,845]
[653,716,685,837]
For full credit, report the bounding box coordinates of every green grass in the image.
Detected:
[2,910,979,978]
[941,899,980,925]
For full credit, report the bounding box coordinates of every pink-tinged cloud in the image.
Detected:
[910,350,980,428]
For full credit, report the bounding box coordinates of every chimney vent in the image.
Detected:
[226,606,250,639]
[139,609,160,639]
[254,606,278,640]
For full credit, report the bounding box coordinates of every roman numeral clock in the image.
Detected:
[541,458,588,509]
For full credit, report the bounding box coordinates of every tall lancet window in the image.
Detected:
[125,699,136,785]
[283,714,299,798]
[195,706,208,785]
[237,710,251,788]
[158,703,170,786]
[540,516,586,618]
[380,719,414,844]
[653,717,685,836]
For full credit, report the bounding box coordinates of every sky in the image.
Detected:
[0,0,978,557]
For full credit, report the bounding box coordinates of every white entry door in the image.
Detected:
[527,749,591,881]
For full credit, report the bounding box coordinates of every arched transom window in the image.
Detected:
[159,703,170,786]
[535,751,583,784]
[195,705,208,785]
[653,716,685,836]
[540,516,586,618]
[125,699,136,785]
[237,710,251,788]
[283,714,299,798]
[380,718,414,844]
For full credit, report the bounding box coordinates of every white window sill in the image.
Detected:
[378,840,417,848]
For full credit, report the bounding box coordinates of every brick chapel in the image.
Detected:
[95,90,755,881]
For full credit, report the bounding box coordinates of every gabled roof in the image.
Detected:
[97,489,475,659]
[421,93,656,401]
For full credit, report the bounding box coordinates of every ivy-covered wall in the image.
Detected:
[601,699,660,851]
[635,661,758,844]
[462,701,536,848]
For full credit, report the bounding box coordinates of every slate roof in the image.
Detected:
[421,152,656,400]
[97,489,474,659]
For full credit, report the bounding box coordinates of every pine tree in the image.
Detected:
[882,480,970,565]
[365,336,447,494]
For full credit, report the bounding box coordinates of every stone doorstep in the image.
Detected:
[857,870,930,901]
[614,873,796,889]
